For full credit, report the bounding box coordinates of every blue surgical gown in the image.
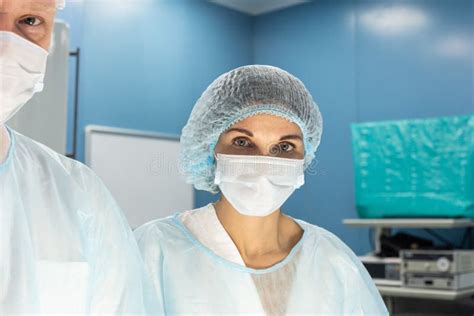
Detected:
[0,128,156,314]
[135,203,389,315]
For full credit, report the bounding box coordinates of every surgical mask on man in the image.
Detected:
[214,153,305,217]
[0,31,48,124]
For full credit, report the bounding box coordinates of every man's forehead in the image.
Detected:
[0,0,56,13]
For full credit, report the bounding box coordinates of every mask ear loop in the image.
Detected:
[213,152,221,185]
[295,174,305,189]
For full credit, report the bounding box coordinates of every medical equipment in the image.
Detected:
[352,114,474,219]
[401,250,474,274]
[361,255,402,287]
[404,272,474,290]
[401,250,474,290]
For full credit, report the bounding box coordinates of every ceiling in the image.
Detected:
[209,0,310,16]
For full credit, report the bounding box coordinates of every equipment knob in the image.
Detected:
[436,257,450,272]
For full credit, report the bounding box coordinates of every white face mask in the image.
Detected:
[214,153,305,217]
[0,31,49,124]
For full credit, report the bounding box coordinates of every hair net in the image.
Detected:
[56,0,66,9]
[180,65,323,193]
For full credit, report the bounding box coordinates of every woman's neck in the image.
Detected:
[0,124,10,164]
[213,196,303,269]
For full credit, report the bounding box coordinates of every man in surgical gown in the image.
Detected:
[0,0,155,313]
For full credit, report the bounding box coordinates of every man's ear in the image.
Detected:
[56,0,66,10]
[48,29,55,52]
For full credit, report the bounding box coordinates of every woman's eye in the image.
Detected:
[18,16,44,27]
[232,138,251,147]
[278,142,295,152]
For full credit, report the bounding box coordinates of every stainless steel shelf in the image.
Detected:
[377,285,474,301]
[344,217,474,313]
[343,218,474,228]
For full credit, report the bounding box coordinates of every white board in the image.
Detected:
[85,125,194,229]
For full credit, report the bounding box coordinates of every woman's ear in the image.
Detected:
[213,149,220,161]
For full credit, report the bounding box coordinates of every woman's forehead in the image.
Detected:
[232,114,303,135]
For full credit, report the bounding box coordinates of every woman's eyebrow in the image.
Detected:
[225,128,302,141]
[280,134,303,141]
[225,128,253,137]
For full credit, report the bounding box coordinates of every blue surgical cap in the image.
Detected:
[179,65,323,193]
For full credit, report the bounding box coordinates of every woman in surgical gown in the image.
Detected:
[135,65,388,315]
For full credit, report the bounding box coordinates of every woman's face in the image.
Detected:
[214,114,305,159]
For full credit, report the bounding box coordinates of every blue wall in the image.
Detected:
[59,0,473,255]
[254,0,474,254]
[59,0,253,161]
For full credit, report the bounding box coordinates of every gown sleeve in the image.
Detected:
[135,221,167,315]
[78,167,159,314]
[323,231,389,315]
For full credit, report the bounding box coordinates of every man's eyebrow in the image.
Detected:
[27,2,55,13]
[280,134,303,141]
[224,128,253,137]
